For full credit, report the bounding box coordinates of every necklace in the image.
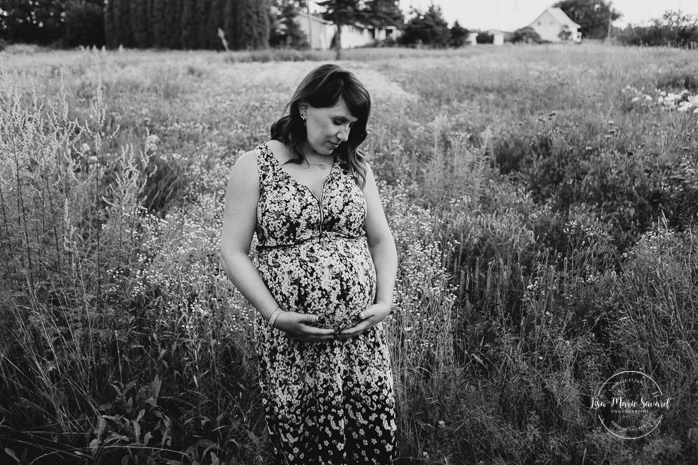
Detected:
[305,157,333,170]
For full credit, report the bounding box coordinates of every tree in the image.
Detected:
[65,2,105,47]
[510,26,542,44]
[206,0,226,49]
[223,0,240,49]
[449,20,469,47]
[0,0,65,45]
[167,0,184,48]
[197,0,213,48]
[618,10,698,48]
[553,0,622,40]
[364,0,403,29]
[104,0,118,48]
[270,0,308,48]
[151,0,169,47]
[399,5,450,48]
[113,0,135,47]
[237,0,270,49]
[181,0,200,49]
[558,24,572,41]
[130,0,151,47]
[317,0,365,59]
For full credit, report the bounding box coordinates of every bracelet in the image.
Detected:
[268,308,284,328]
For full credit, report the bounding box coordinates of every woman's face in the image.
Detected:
[301,99,358,157]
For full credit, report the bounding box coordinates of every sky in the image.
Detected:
[401,0,698,31]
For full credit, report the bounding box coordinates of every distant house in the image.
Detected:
[296,11,334,50]
[528,7,582,43]
[488,29,506,46]
[340,22,399,48]
[469,30,506,46]
[296,11,400,50]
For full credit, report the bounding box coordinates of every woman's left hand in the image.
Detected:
[336,302,392,339]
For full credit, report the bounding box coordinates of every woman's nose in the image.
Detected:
[337,126,350,141]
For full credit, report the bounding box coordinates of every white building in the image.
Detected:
[488,30,506,46]
[296,11,400,50]
[467,30,505,46]
[296,11,334,50]
[528,7,582,43]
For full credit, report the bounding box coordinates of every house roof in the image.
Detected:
[296,11,382,31]
[296,11,333,26]
[530,7,581,28]
[547,7,581,27]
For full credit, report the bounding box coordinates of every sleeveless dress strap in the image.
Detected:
[256,143,274,188]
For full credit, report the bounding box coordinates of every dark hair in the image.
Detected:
[270,64,371,186]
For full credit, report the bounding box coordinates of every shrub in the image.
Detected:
[509,26,542,44]
[476,32,494,44]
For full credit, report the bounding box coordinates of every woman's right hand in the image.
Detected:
[273,311,336,343]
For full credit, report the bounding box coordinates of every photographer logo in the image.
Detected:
[590,370,671,439]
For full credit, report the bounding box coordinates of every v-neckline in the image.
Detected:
[264,142,336,202]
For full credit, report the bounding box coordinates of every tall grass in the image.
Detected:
[1,45,698,464]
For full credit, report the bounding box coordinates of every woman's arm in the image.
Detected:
[220,149,335,342]
[338,162,397,339]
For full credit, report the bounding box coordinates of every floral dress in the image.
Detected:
[252,143,397,464]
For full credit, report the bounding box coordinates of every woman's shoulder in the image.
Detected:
[233,149,258,170]
[264,139,293,164]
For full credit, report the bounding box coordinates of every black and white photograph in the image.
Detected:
[1,0,697,464]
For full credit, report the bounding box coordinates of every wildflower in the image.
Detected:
[146,134,160,153]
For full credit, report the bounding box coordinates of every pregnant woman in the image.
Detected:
[220,64,398,464]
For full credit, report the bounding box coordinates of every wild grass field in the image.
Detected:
[1,44,698,465]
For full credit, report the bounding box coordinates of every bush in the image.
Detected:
[476,32,494,44]
[618,10,698,48]
[509,27,542,44]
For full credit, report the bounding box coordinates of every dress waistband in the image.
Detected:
[256,232,363,251]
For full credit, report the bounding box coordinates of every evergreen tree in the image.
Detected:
[270,0,308,48]
[400,5,449,48]
[224,0,239,49]
[65,2,105,47]
[105,0,118,48]
[236,0,270,49]
[152,0,169,48]
[449,20,469,47]
[182,0,200,49]
[197,0,212,49]
[168,0,184,48]
[113,0,135,47]
[364,0,403,29]
[131,0,151,47]
[207,0,226,49]
[317,0,364,59]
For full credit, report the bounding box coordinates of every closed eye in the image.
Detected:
[333,118,356,128]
